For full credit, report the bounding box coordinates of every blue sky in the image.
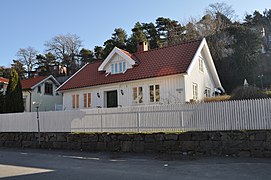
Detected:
[0,0,270,67]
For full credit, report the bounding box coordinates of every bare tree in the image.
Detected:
[44,34,82,75]
[16,47,38,78]
[196,2,236,37]
[206,2,236,21]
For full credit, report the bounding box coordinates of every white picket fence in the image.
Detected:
[0,98,271,132]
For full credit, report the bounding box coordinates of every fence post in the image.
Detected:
[179,111,184,131]
[100,114,103,132]
[136,112,140,132]
[83,117,86,133]
[181,111,184,129]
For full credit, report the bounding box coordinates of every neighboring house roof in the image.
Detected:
[21,75,60,90]
[58,39,202,91]
[0,77,9,84]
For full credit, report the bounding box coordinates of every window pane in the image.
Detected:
[193,84,198,100]
[115,63,118,73]
[155,85,160,102]
[133,87,137,101]
[111,64,114,74]
[139,87,143,103]
[88,93,91,107]
[119,62,123,72]
[45,83,53,95]
[83,94,87,108]
[72,95,75,109]
[199,58,204,72]
[150,85,154,102]
[205,88,211,97]
[195,85,198,99]
[123,62,126,71]
[38,86,41,93]
[76,94,79,108]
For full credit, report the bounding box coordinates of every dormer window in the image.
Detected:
[98,47,135,73]
[111,62,127,74]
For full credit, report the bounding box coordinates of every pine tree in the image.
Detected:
[126,22,148,53]
[4,69,24,113]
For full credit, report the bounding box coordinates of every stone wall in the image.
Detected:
[1,131,271,157]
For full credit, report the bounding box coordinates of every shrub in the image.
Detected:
[203,95,231,102]
[4,69,24,113]
[263,90,271,98]
[230,86,268,100]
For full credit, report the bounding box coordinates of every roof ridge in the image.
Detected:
[88,59,104,64]
[134,38,202,55]
[21,75,48,81]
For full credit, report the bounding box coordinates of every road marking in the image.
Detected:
[0,164,54,178]
[62,155,100,161]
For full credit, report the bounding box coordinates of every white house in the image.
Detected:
[21,75,63,112]
[57,38,224,110]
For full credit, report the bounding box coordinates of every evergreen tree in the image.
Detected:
[155,17,185,46]
[94,46,104,59]
[36,52,57,76]
[5,69,24,113]
[142,23,162,49]
[126,22,148,53]
[11,60,26,79]
[103,28,128,58]
[79,48,94,65]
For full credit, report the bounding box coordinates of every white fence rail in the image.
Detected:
[1,98,271,132]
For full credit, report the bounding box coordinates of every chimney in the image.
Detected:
[137,41,148,52]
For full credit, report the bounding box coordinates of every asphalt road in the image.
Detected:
[1,148,271,180]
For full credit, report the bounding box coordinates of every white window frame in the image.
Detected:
[133,86,143,104]
[72,94,79,109]
[114,63,118,73]
[192,83,198,100]
[111,62,127,74]
[205,87,211,97]
[199,57,204,72]
[44,83,53,95]
[119,62,123,72]
[83,93,91,108]
[37,85,41,93]
[149,84,160,103]
[111,64,115,74]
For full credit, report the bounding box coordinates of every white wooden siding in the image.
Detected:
[62,74,185,110]
[184,51,216,102]
[23,79,63,112]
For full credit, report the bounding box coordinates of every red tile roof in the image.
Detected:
[120,49,133,58]
[0,77,9,83]
[21,76,48,90]
[59,40,202,91]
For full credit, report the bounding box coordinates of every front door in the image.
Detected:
[106,90,118,108]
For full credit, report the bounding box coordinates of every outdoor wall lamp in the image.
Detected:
[120,89,124,95]
[33,101,41,145]
[176,88,183,93]
[97,92,100,98]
